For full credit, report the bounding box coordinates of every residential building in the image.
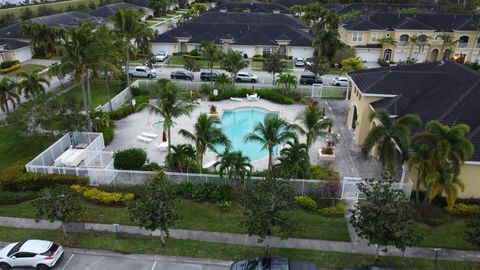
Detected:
[323,3,438,14]
[0,38,32,63]
[339,13,480,64]
[346,61,480,198]
[210,2,290,14]
[152,11,314,59]
[88,2,154,20]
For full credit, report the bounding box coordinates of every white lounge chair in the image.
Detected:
[137,135,152,143]
[142,132,158,138]
[230,97,242,102]
[247,94,260,101]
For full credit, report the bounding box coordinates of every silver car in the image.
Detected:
[235,72,258,83]
[0,240,64,270]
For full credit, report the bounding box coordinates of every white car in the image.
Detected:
[294,57,305,67]
[0,240,64,270]
[235,72,258,83]
[127,66,157,78]
[331,76,349,87]
[155,51,168,62]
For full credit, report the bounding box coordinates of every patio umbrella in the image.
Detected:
[162,131,167,142]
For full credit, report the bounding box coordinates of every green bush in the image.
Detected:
[176,182,195,199]
[199,83,211,95]
[308,165,340,181]
[445,203,480,217]
[208,88,294,104]
[113,148,147,170]
[0,60,19,69]
[184,54,205,60]
[318,202,345,217]
[295,195,317,211]
[131,86,150,97]
[417,205,451,226]
[252,57,265,62]
[101,126,115,145]
[108,105,134,120]
[217,200,233,211]
[0,191,39,205]
[1,173,89,192]
[142,162,162,171]
[135,95,150,108]
[176,182,233,203]
[189,49,200,56]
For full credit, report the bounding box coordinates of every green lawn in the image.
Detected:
[0,0,102,18]
[62,81,126,110]
[0,200,350,242]
[7,64,46,76]
[0,226,476,270]
[415,220,479,250]
[250,60,293,70]
[166,56,221,68]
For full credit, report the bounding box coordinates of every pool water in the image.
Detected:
[217,108,278,161]
[152,121,177,130]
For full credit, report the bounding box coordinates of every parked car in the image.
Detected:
[342,266,397,270]
[170,70,194,80]
[200,71,221,81]
[155,51,168,62]
[294,57,305,67]
[299,74,323,85]
[0,240,64,270]
[231,257,318,270]
[331,76,349,87]
[235,72,258,83]
[127,66,156,78]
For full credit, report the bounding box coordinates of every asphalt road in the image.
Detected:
[8,247,231,270]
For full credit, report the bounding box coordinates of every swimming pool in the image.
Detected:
[152,121,177,130]
[217,108,278,161]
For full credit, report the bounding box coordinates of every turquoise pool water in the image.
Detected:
[217,108,278,161]
[152,121,177,130]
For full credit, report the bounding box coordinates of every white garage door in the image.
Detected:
[230,45,255,58]
[394,51,408,62]
[292,47,314,59]
[151,43,175,55]
[355,50,380,62]
[14,47,32,63]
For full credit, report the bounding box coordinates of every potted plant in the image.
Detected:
[318,146,335,162]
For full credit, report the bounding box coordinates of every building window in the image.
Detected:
[352,32,363,42]
[263,47,272,55]
[458,36,469,48]
[399,34,409,46]
[193,44,200,51]
[371,32,378,42]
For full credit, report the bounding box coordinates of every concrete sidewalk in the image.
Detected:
[0,217,479,263]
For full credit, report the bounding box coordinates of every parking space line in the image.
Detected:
[151,261,157,270]
[61,254,75,270]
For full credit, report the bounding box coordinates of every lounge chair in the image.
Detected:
[142,132,158,138]
[230,97,243,102]
[137,135,152,143]
[203,160,217,169]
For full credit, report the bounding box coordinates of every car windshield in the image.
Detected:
[159,52,166,56]
[7,242,23,257]
[245,258,260,270]
[40,243,58,256]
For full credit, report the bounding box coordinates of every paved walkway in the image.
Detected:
[0,217,479,263]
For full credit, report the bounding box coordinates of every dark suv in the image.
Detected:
[299,74,323,85]
[170,70,194,80]
[200,71,220,81]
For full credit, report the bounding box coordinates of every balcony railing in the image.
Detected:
[458,42,469,48]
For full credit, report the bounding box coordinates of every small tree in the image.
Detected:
[275,73,297,95]
[32,186,84,240]
[214,73,233,93]
[340,57,364,73]
[241,177,298,250]
[263,51,287,84]
[349,175,423,262]
[221,49,248,87]
[184,57,201,73]
[214,150,252,189]
[464,213,480,248]
[129,172,181,246]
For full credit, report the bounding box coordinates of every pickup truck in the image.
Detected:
[127,66,157,78]
[231,257,318,270]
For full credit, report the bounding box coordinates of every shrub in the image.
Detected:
[0,60,19,69]
[176,182,233,203]
[308,165,340,181]
[97,184,144,197]
[1,173,88,192]
[417,205,450,226]
[377,58,389,67]
[217,200,233,211]
[445,203,480,217]
[101,126,115,145]
[131,86,150,97]
[134,95,150,108]
[295,195,317,211]
[176,182,195,199]
[142,162,162,171]
[192,182,219,202]
[208,88,294,104]
[113,148,147,170]
[184,54,205,60]
[321,146,334,155]
[189,49,200,56]
[198,83,211,95]
[108,105,134,120]
[0,191,39,205]
[318,202,345,217]
[0,63,21,74]
[252,56,265,62]
[71,185,134,206]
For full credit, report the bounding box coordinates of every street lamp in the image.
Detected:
[433,248,442,265]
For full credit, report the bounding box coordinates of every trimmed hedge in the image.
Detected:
[108,105,134,120]
[295,195,317,211]
[113,148,147,170]
[0,191,39,205]
[184,54,205,61]
[208,88,295,104]
[0,63,21,74]
[318,202,346,218]
[176,182,234,203]
[446,203,480,217]
[0,60,19,69]
[71,184,135,206]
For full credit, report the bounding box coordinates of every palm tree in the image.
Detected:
[214,150,252,189]
[276,139,310,179]
[414,121,474,206]
[110,8,144,102]
[408,139,434,205]
[313,29,341,63]
[221,49,248,87]
[362,109,421,172]
[408,34,419,59]
[416,34,431,62]
[275,73,297,95]
[244,114,297,172]
[19,21,56,56]
[295,105,333,150]
[16,69,50,99]
[214,73,232,93]
[134,23,154,57]
[55,21,97,130]
[180,113,231,169]
[0,77,19,114]
[437,33,458,61]
[200,40,223,88]
[138,81,195,153]
[340,57,364,73]
[166,144,196,173]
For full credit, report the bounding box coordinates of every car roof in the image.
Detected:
[19,240,52,253]
[237,72,249,75]
[337,76,348,80]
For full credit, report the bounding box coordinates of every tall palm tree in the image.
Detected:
[166,144,196,173]
[408,139,434,205]
[110,8,144,101]
[244,114,297,172]
[295,105,333,150]
[134,23,154,57]
[437,33,458,61]
[138,81,195,153]
[214,73,232,93]
[362,109,421,172]
[275,73,297,95]
[408,34,419,59]
[0,77,19,114]
[20,21,56,56]
[180,113,231,169]
[55,21,97,130]
[313,29,340,63]
[416,34,431,62]
[214,150,252,189]
[414,121,474,206]
[276,139,310,179]
[200,40,223,88]
[16,69,50,99]
[221,49,248,87]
